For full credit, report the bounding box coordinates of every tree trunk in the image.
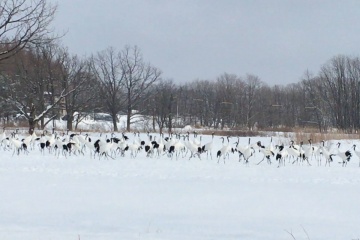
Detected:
[66,115,73,131]
[75,121,80,130]
[40,117,45,130]
[159,125,163,135]
[127,107,131,132]
[28,104,37,134]
[168,114,172,133]
[112,114,118,132]
[152,114,156,132]
[28,118,36,135]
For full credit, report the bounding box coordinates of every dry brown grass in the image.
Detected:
[293,130,360,144]
[198,129,267,137]
[257,126,360,144]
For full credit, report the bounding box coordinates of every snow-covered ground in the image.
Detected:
[1,132,360,240]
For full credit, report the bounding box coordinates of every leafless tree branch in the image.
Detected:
[0,0,58,62]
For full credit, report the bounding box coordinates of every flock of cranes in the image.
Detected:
[1,128,360,168]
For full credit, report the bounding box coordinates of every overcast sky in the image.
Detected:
[51,0,360,86]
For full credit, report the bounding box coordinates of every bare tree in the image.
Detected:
[243,74,262,130]
[312,55,360,132]
[232,77,246,128]
[215,73,238,129]
[119,45,162,132]
[148,80,177,134]
[58,49,98,131]
[0,75,16,125]
[91,47,124,131]
[0,0,57,62]
[35,42,60,129]
[185,80,217,128]
[0,43,86,134]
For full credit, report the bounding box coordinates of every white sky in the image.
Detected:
[51,0,360,85]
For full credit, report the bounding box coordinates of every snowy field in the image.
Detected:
[1,131,360,240]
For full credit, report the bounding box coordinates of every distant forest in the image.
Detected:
[1,0,360,133]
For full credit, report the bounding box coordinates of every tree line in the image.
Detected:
[0,0,359,133]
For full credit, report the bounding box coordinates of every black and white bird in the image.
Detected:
[352,144,360,167]
[9,136,24,156]
[184,134,202,160]
[235,138,255,166]
[275,144,288,167]
[320,140,335,167]
[217,136,232,164]
[201,132,215,160]
[288,141,302,164]
[336,142,352,167]
[256,141,275,165]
